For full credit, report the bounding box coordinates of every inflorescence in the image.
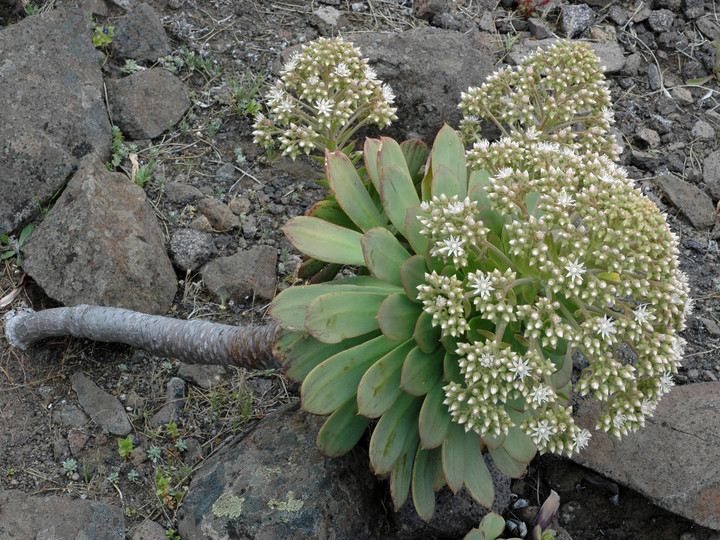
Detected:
[253,37,397,159]
[416,42,690,456]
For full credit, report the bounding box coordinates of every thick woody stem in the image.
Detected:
[5,305,280,370]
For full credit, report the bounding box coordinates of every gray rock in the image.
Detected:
[507,39,626,74]
[198,197,241,231]
[347,27,495,143]
[572,383,720,531]
[527,18,551,39]
[201,245,278,304]
[692,120,715,140]
[648,9,674,33]
[113,3,172,62]
[216,162,237,185]
[150,377,186,427]
[648,63,662,91]
[607,5,628,26]
[684,0,704,20]
[696,17,720,42]
[0,8,112,235]
[177,402,384,539]
[108,68,191,139]
[23,153,177,315]
[132,519,168,540]
[312,6,348,36]
[636,128,661,149]
[0,490,124,538]
[632,3,652,22]
[164,181,204,203]
[560,4,595,38]
[671,86,694,105]
[656,173,717,231]
[52,403,89,428]
[703,149,720,201]
[177,363,228,389]
[392,455,512,538]
[71,371,132,435]
[170,228,216,272]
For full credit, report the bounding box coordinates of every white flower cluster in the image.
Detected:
[418,42,690,454]
[458,41,620,161]
[253,38,397,158]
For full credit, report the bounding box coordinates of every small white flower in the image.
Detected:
[334,62,351,78]
[573,429,592,452]
[596,315,617,341]
[601,107,615,124]
[509,356,532,380]
[613,412,627,429]
[640,399,656,417]
[445,200,466,215]
[479,351,495,368]
[564,257,586,286]
[468,272,494,300]
[281,53,300,74]
[266,86,285,105]
[436,235,465,260]
[364,65,378,81]
[276,98,294,114]
[633,304,652,325]
[525,125,540,140]
[557,190,575,208]
[315,98,333,117]
[381,83,395,103]
[529,419,553,444]
[435,296,448,308]
[529,383,554,405]
[658,372,675,395]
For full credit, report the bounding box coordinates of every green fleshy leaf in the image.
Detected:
[401,254,428,303]
[317,395,372,457]
[430,447,446,490]
[400,139,429,180]
[380,164,421,233]
[468,174,492,208]
[411,447,436,521]
[269,280,400,332]
[418,379,451,449]
[431,124,466,199]
[404,205,429,255]
[301,335,397,415]
[481,430,506,451]
[442,421,466,493]
[327,150,386,232]
[377,293,423,342]
[463,431,495,509]
[502,426,537,464]
[364,138,382,191]
[361,227,411,286]
[431,164,461,199]
[390,414,420,509]
[284,216,364,265]
[488,444,527,478]
[464,513,505,540]
[305,291,387,343]
[401,346,444,396]
[378,136,410,173]
[550,350,573,389]
[357,339,415,418]
[369,391,423,475]
[443,352,463,383]
[275,330,378,383]
[297,257,336,282]
[413,311,442,353]
[308,198,358,230]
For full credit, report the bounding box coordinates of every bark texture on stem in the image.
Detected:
[5,305,280,370]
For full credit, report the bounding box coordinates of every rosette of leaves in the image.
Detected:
[270,126,539,519]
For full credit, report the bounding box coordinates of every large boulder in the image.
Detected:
[0,8,112,234]
[572,382,720,530]
[22,153,177,315]
[347,27,496,144]
[177,402,386,539]
[0,490,124,539]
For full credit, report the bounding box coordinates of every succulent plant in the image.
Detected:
[268,41,689,520]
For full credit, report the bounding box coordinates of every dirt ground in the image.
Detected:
[1,0,720,538]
